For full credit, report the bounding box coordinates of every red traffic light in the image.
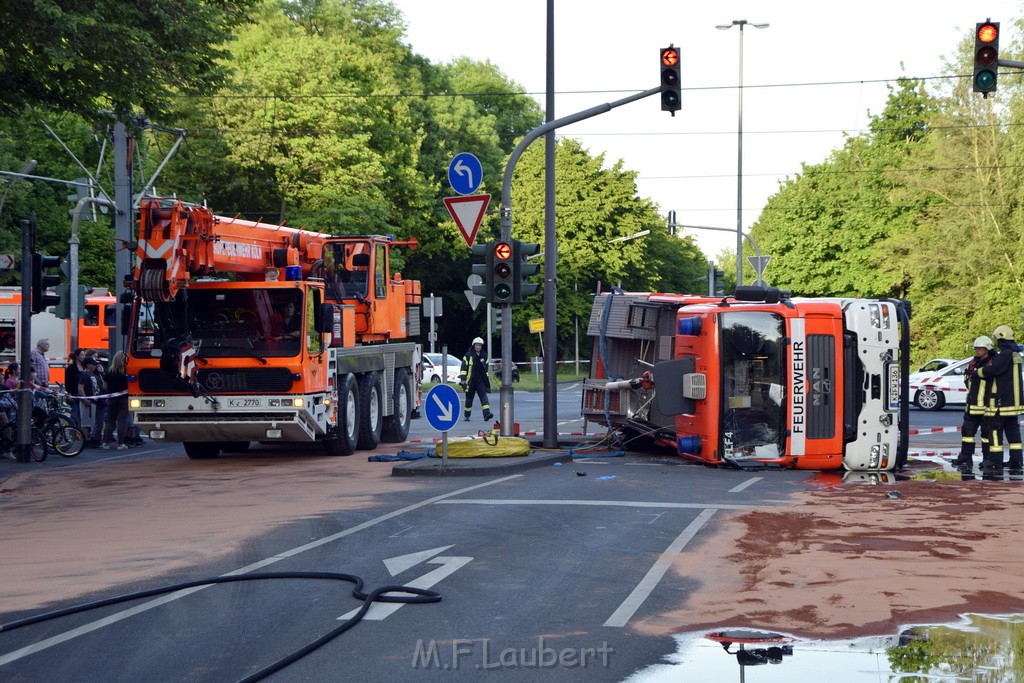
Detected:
[493,242,512,261]
[660,47,679,67]
[977,23,998,43]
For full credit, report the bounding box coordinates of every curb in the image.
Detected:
[391,450,572,477]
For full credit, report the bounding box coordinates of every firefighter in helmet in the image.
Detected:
[459,337,494,422]
[955,335,995,470]
[977,325,1024,469]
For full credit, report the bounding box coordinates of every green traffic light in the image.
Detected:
[975,70,997,91]
[494,283,512,301]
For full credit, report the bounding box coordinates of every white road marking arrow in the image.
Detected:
[339,555,473,621]
[431,393,454,422]
[384,545,452,576]
[453,158,474,189]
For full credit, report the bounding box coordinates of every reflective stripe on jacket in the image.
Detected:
[978,342,1024,416]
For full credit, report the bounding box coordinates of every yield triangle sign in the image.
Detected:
[443,194,491,247]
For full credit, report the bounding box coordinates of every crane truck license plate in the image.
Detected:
[227,398,261,407]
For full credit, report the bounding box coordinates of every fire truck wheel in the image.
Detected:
[382,368,412,443]
[184,442,220,459]
[326,374,359,456]
[357,371,383,450]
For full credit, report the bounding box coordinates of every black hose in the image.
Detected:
[0,571,441,682]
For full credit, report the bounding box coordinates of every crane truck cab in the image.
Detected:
[126,197,422,460]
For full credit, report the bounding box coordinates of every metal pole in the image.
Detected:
[499,86,660,437]
[428,293,436,354]
[735,23,745,287]
[69,196,115,352]
[16,218,34,463]
[112,122,132,358]
[541,0,558,448]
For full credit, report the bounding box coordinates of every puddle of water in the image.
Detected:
[627,615,1024,682]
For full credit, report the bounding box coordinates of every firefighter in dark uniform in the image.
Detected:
[459,337,494,422]
[954,336,994,471]
[977,325,1024,470]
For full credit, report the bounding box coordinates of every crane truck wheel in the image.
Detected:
[326,374,359,456]
[356,371,383,450]
[184,442,220,459]
[382,368,412,443]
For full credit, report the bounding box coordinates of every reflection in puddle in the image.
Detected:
[627,615,1024,682]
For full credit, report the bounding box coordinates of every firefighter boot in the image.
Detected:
[1008,453,1023,470]
[482,404,494,422]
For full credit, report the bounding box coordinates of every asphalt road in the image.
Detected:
[0,454,805,681]
[0,387,971,681]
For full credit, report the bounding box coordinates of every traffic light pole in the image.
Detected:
[497,86,661,438]
[16,218,34,463]
[69,195,115,351]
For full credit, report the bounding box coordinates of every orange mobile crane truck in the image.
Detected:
[125,197,422,459]
[583,285,911,471]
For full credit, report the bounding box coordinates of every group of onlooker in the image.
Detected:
[64,346,142,450]
[1,339,143,456]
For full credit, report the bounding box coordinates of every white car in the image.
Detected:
[909,357,972,410]
[422,353,461,384]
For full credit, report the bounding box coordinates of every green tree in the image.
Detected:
[751,78,937,300]
[0,0,260,123]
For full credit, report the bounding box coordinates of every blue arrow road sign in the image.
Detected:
[448,152,483,196]
[424,383,461,432]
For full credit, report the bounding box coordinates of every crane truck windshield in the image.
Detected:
[719,311,787,460]
[132,288,307,358]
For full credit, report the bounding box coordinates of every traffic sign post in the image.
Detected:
[444,194,491,247]
[465,274,483,311]
[747,255,771,286]
[448,153,483,195]
[424,383,462,465]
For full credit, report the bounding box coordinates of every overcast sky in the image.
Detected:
[390,0,1019,262]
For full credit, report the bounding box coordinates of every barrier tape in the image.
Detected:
[907,426,961,435]
[0,386,127,401]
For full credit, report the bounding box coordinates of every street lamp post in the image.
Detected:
[716,19,768,287]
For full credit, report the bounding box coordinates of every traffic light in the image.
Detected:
[974,21,999,95]
[490,306,503,330]
[51,284,87,320]
[31,253,62,314]
[491,241,514,304]
[470,241,493,301]
[659,45,682,114]
[708,261,725,296]
[512,240,541,304]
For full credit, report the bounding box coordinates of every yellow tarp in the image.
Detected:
[435,436,531,458]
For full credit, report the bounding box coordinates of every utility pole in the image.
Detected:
[112,122,132,357]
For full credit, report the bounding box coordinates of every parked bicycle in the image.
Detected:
[0,393,48,462]
[33,392,85,458]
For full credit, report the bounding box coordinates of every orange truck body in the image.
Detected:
[125,197,423,459]
[0,287,116,385]
[583,287,910,471]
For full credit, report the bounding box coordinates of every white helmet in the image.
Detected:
[974,335,994,350]
[472,337,484,346]
[994,325,1015,341]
